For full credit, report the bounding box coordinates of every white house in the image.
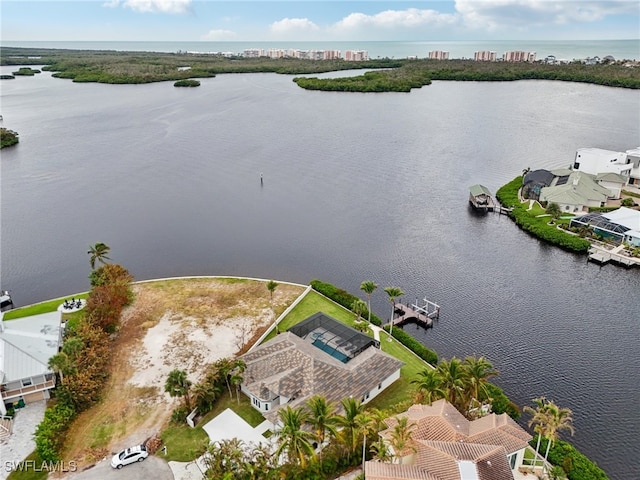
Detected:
[625,147,640,186]
[573,147,633,180]
[0,312,60,415]
[239,312,403,424]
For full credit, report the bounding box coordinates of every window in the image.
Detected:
[508,453,517,469]
[22,378,32,387]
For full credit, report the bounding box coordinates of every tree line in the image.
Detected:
[36,243,133,461]
[1,46,637,89]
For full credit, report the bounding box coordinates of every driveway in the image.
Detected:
[63,456,173,480]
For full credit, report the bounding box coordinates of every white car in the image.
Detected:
[110,445,149,469]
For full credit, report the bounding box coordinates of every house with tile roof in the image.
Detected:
[0,312,60,415]
[366,399,532,480]
[239,312,403,424]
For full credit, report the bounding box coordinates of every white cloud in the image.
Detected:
[455,0,638,29]
[122,0,191,14]
[102,0,120,8]
[269,18,320,39]
[329,7,458,40]
[201,29,237,41]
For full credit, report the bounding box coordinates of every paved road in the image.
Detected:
[64,456,173,480]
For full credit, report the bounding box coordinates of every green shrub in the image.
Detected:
[496,177,590,253]
[35,402,77,462]
[482,383,520,419]
[534,437,609,480]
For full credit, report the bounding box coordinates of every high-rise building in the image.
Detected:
[502,51,536,62]
[474,51,497,62]
[428,51,449,60]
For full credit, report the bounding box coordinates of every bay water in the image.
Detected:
[1,62,639,478]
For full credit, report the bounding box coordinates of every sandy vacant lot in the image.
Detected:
[61,277,306,469]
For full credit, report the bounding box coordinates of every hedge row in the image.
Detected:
[496,177,591,253]
[534,437,609,480]
[310,279,382,326]
[382,325,438,366]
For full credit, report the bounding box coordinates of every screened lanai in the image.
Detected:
[289,312,379,364]
[570,212,629,241]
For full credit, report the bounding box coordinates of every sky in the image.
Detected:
[1,0,639,42]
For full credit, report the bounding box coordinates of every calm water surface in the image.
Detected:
[1,68,639,479]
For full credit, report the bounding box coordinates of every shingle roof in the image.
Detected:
[540,171,610,206]
[240,330,403,421]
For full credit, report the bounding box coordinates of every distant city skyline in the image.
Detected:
[2,1,639,43]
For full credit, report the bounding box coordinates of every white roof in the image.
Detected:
[0,312,60,383]
[203,408,271,447]
[602,207,640,231]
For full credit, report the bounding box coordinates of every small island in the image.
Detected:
[173,79,200,87]
[12,67,41,76]
[0,127,19,149]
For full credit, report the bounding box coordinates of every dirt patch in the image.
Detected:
[59,278,305,469]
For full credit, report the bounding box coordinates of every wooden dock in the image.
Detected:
[388,298,441,328]
[588,247,639,268]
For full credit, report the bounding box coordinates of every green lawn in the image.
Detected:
[6,451,48,480]
[2,293,89,320]
[160,393,267,462]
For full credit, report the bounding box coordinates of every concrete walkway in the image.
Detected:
[0,400,46,480]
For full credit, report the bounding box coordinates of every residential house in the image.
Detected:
[239,312,403,424]
[573,147,633,180]
[366,399,532,480]
[625,147,640,186]
[539,171,610,213]
[571,207,640,245]
[521,169,557,201]
[0,312,60,415]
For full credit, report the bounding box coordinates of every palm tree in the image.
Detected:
[384,286,404,337]
[411,368,444,405]
[542,401,575,471]
[48,352,74,385]
[192,381,221,412]
[355,412,375,471]
[87,242,111,269]
[462,355,499,416]
[436,357,466,411]
[360,280,377,324]
[523,396,550,472]
[336,396,365,460]
[389,415,416,465]
[164,369,192,410]
[351,298,368,323]
[371,437,393,462]
[305,395,339,450]
[274,405,316,468]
